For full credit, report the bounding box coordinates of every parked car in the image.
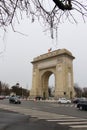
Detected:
[0,95,5,100]
[77,100,87,110]
[58,98,71,104]
[73,97,87,104]
[5,95,10,99]
[9,96,21,104]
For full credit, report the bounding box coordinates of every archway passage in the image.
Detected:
[30,49,75,99]
[41,71,55,99]
[48,74,55,97]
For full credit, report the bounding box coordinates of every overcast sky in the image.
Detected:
[0,16,87,90]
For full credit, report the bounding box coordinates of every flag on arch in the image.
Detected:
[48,48,52,53]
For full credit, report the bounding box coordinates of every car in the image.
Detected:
[57,98,71,104]
[77,100,87,110]
[73,97,87,104]
[0,95,5,100]
[9,96,21,104]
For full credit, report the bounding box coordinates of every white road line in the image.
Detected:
[70,104,74,107]
[47,118,87,122]
[58,121,87,125]
[37,115,76,120]
[39,116,78,119]
[47,116,77,119]
[70,125,87,128]
[69,125,87,130]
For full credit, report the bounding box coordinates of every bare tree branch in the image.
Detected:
[0,0,87,38]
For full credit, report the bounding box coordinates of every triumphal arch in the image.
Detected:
[30,49,75,99]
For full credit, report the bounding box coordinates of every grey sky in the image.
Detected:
[0,17,87,89]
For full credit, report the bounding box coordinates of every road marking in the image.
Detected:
[46,115,87,130]
[58,121,87,125]
[50,103,77,108]
[70,125,87,128]
[47,116,77,119]
[0,103,87,130]
[70,104,75,107]
[47,118,87,122]
[37,115,77,120]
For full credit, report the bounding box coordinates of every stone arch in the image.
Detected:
[30,49,75,99]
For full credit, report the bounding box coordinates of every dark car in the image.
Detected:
[73,98,81,104]
[9,96,21,104]
[73,97,86,104]
[77,100,87,110]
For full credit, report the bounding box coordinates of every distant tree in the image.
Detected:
[83,87,87,97]
[0,81,2,95]
[22,88,30,98]
[74,83,82,97]
[0,0,87,38]
[0,81,10,95]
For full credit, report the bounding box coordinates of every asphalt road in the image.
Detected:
[0,108,68,130]
[0,99,87,130]
[0,99,87,118]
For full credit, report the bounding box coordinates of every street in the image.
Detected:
[0,108,68,130]
[0,99,87,118]
[0,99,87,130]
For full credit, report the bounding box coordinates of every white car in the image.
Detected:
[58,98,71,104]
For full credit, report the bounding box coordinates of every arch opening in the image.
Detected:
[48,74,55,98]
[41,71,55,99]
